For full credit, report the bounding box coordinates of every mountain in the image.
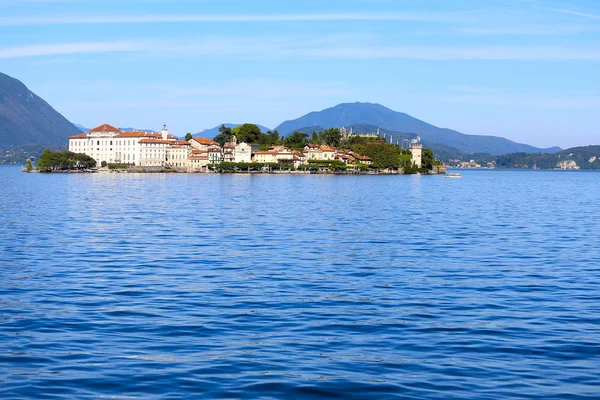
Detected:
[74,124,88,132]
[196,123,272,139]
[0,72,80,154]
[275,102,561,156]
[492,145,600,170]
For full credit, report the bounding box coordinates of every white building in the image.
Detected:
[410,143,423,168]
[69,123,191,167]
[222,136,252,163]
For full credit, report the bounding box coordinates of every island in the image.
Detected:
[27,123,444,175]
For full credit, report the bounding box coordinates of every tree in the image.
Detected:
[25,158,32,172]
[184,132,193,141]
[233,123,262,144]
[350,142,401,170]
[322,128,341,148]
[285,132,308,150]
[311,131,320,144]
[269,130,280,145]
[101,161,107,167]
[214,124,233,147]
[36,149,96,171]
[421,148,434,170]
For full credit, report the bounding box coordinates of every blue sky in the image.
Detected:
[1,0,599,148]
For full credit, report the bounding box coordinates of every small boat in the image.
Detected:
[445,173,462,179]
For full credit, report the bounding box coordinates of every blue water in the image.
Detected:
[1,166,599,399]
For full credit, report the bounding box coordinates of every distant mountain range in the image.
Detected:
[276,102,561,156]
[196,123,272,139]
[0,72,80,155]
[0,72,571,164]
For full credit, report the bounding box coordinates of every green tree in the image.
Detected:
[233,123,262,144]
[285,132,308,150]
[184,132,193,141]
[310,131,320,144]
[214,124,233,147]
[269,130,280,145]
[37,149,95,171]
[422,148,434,170]
[350,142,401,170]
[25,158,32,171]
[322,128,341,147]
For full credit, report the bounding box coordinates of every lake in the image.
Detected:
[1,166,599,399]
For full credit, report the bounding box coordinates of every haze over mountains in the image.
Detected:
[1,72,565,163]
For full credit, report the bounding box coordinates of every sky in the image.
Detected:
[1,0,599,148]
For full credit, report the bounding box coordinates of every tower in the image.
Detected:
[410,143,423,168]
[161,123,169,140]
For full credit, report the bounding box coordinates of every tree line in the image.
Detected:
[36,149,96,171]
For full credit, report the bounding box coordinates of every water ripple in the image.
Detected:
[1,167,599,399]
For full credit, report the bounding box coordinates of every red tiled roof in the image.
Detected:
[192,137,219,145]
[176,141,191,146]
[188,155,209,160]
[116,131,160,138]
[139,139,172,144]
[69,133,87,139]
[89,123,120,133]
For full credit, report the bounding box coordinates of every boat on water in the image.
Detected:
[444,173,462,179]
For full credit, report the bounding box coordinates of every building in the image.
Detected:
[234,142,252,163]
[222,136,252,163]
[410,143,423,168]
[253,151,278,163]
[303,144,336,161]
[190,137,219,150]
[69,123,190,167]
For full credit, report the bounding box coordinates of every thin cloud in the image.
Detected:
[547,8,600,20]
[459,24,600,36]
[0,12,466,26]
[4,37,600,61]
[0,41,146,58]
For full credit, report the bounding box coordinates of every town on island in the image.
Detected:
[27,123,445,175]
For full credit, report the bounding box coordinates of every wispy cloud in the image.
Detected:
[547,8,600,20]
[0,41,144,58]
[0,12,466,26]
[459,24,600,36]
[4,37,600,61]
